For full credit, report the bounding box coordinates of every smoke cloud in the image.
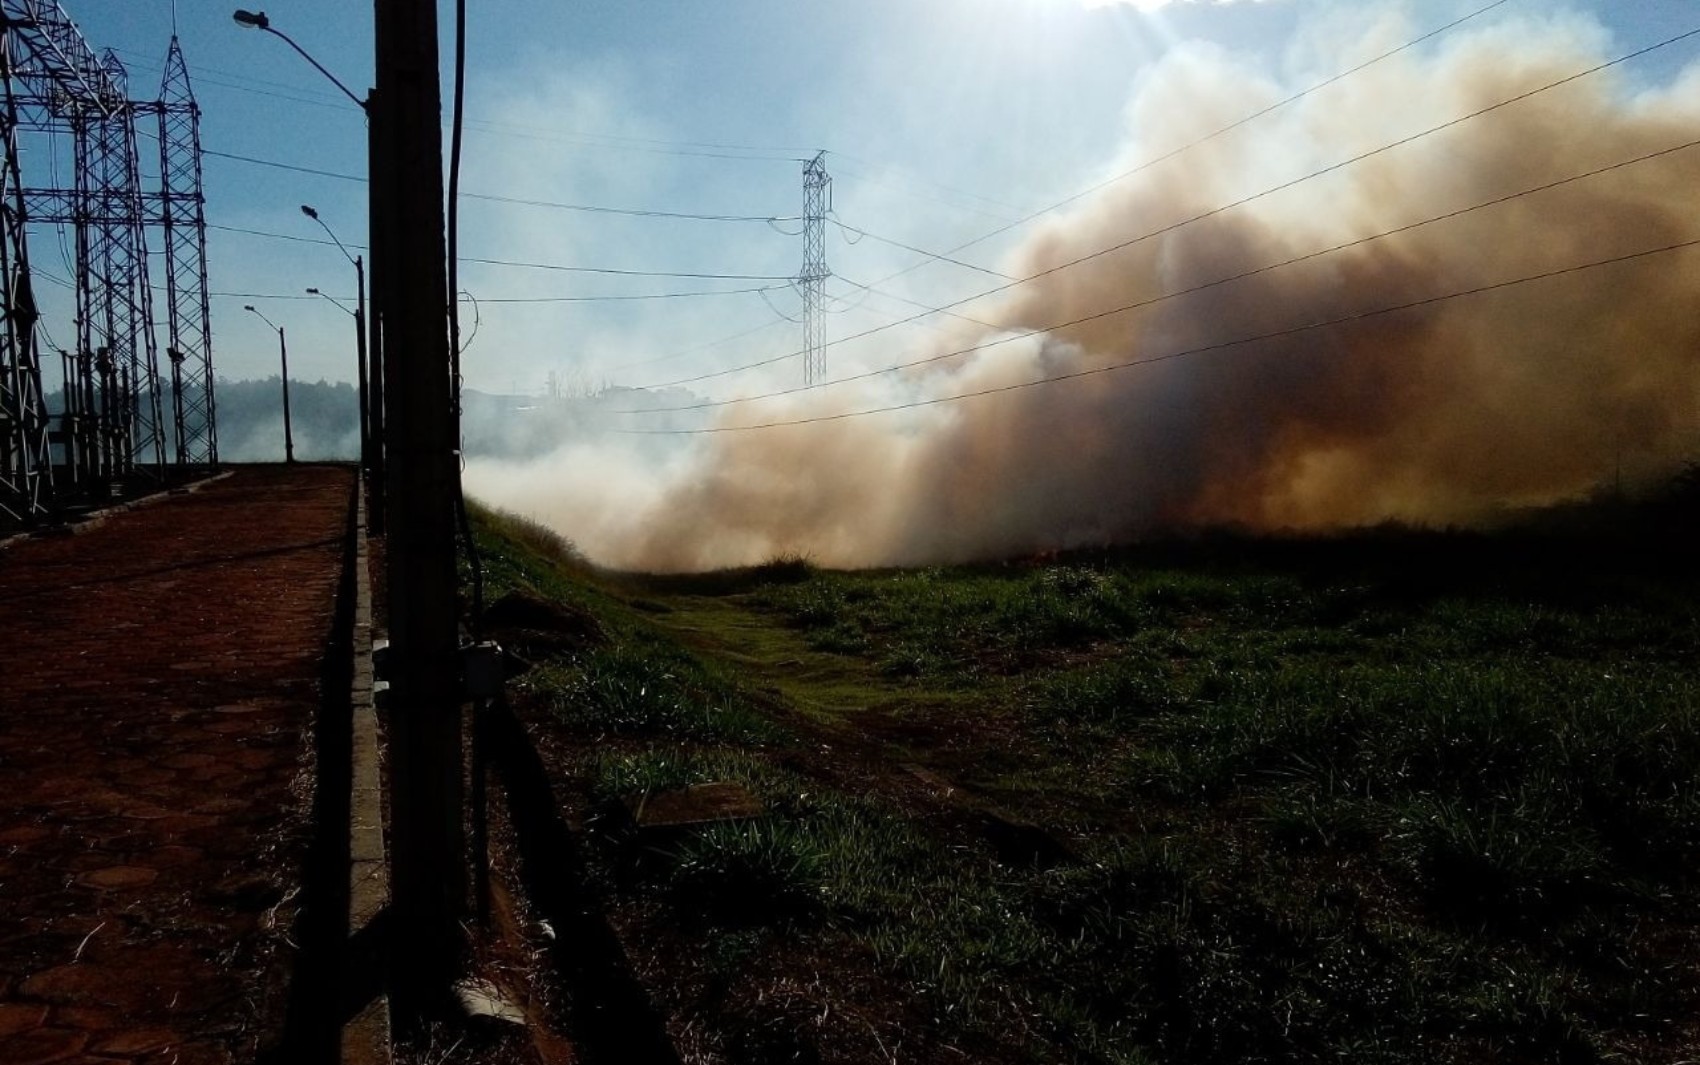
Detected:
[468,11,1700,571]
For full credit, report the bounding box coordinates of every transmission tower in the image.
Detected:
[799,151,831,386]
[87,52,165,478]
[0,2,213,522]
[156,36,215,467]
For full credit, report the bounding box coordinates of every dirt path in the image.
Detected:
[628,592,1079,845]
[0,465,352,1065]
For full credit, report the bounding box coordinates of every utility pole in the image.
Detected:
[365,90,387,533]
[800,151,831,386]
[244,304,294,463]
[353,254,368,476]
[372,0,464,1016]
[276,326,294,464]
[304,283,367,470]
[300,206,368,477]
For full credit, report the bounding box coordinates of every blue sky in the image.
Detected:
[56,0,1700,394]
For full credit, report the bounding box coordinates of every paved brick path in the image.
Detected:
[0,465,353,1065]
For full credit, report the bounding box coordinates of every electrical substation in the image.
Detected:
[0,1,213,527]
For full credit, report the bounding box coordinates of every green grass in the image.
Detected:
[466,497,1700,1064]
[523,638,777,743]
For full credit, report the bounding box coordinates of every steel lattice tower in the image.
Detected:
[86,52,163,476]
[799,151,831,386]
[0,21,50,520]
[156,37,215,466]
[0,2,211,522]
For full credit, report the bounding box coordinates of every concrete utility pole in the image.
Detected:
[300,205,369,477]
[244,305,294,464]
[372,0,465,1015]
[365,88,387,534]
[304,282,367,468]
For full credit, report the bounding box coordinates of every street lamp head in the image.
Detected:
[232,9,269,29]
[243,304,256,312]
[300,204,319,220]
[305,287,320,295]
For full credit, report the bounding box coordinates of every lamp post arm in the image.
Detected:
[262,24,368,111]
[308,214,360,269]
[314,291,355,316]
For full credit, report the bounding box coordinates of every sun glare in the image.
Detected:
[1080,0,1262,10]
[1080,0,1176,9]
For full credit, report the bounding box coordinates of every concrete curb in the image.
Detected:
[343,483,392,1065]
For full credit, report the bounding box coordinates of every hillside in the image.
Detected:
[463,495,1700,1064]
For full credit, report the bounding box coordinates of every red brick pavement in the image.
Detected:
[0,465,354,1065]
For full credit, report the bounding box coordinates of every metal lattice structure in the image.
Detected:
[155,37,215,466]
[0,2,214,523]
[799,151,831,387]
[89,53,165,475]
[0,27,50,520]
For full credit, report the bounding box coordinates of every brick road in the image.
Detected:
[0,465,353,1065]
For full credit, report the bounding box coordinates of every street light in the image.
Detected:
[232,14,383,522]
[305,287,350,314]
[231,10,367,112]
[243,304,295,464]
[305,282,369,472]
[302,204,370,477]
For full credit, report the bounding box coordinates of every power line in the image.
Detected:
[124,48,816,164]
[458,189,797,223]
[210,223,361,249]
[206,286,781,303]
[467,285,785,304]
[831,275,999,329]
[829,152,1027,217]
[617,237,1700,435]
[113,49,361,113]
[205,149,364,182]
[460,117,812,159]
[207,131,1698,352]
[209,221,796,280]
[460,255,794,281]
[154,0,1518,233]
[868,0,1524,291]
[826,158,1021,224]
[203,148,797,221]
[618,133,1700,414]
[623,23,1700,393]
[208,291,330,300]
[830,218,1013,279]
[605,318,792,375]
[111,46,355,102]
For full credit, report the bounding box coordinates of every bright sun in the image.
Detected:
[1079,0,1181,9]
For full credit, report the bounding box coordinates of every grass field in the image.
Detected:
[468,491,1700,1065]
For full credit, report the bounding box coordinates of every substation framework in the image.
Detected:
[0,1,215,525]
